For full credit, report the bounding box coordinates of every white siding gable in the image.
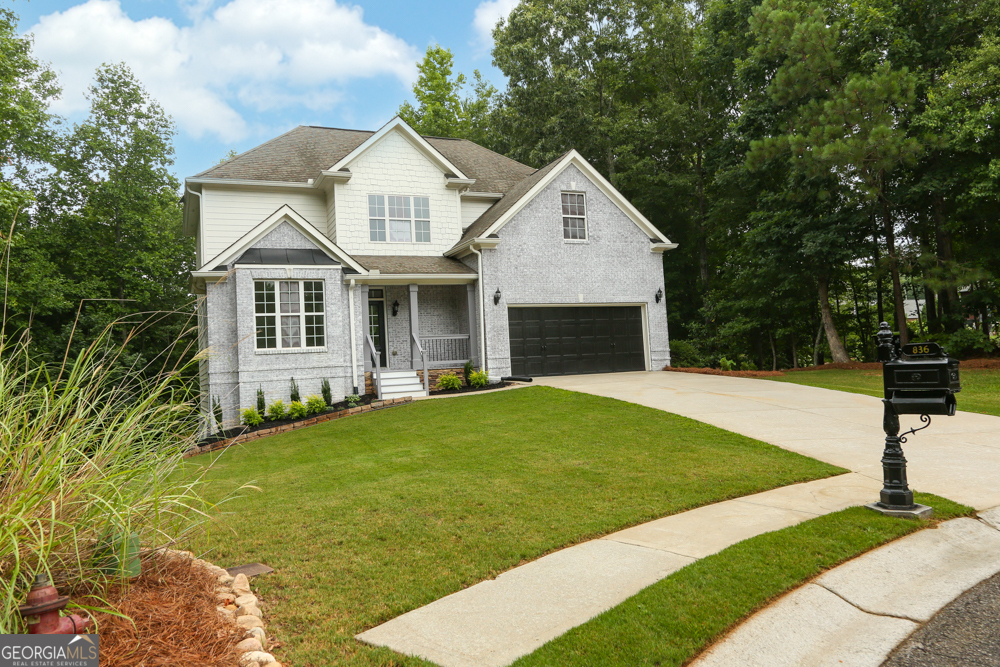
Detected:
[200,185,327,267]
[460,198,495,231]
[332,129,461,256]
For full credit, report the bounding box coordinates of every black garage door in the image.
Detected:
[508,306,646,377]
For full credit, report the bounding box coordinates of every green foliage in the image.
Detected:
[321,378,332,406]
[469,370,490,388]
[266,399,287,421]
[288,400,307,420]
[289,377,300,403]
[346,393,361,408]
[739,359,759,371]
[212,396,223,432]
[0,326,216,632]
[305,395,326,416]
[437,373,463,391]
[241,407,264,427]
[925,328,997,359]
[256,387,265,413]
[463,360,474,385]
[398,45,497,144]
[718,356,736,372]
[669,340,705,368]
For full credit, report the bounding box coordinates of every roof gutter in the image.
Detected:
[444,236,501,258]
[651,242,680,253]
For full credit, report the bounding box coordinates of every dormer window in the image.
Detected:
[369,194,431,243]
[562,192,587,240]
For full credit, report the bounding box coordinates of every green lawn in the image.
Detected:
[188,386,842,667]
[770,368,1000,417]
[514,493,973,667]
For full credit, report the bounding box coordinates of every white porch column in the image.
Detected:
[409,284,419,370]
[466,283,479,366]
[360,284,371,371]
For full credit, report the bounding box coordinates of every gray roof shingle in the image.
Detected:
[352,255,476,275]
[194,126,535,194]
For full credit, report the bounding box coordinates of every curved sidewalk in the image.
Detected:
[535,371,1000,510]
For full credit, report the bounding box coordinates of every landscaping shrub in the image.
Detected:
[288,400,308,419]
[924,328,997,359]
[469,369,489,388]
[0,327,216,632]
[321,378,333,406]
[669,340,705,368]
[266,399,288,421]
[241,406,264,427]
[718,356,736,372]
[463,360,474,385]
[290,377,300,403]
[305,395,326,415]
[346,393,361,408]
[739,359,758,371]
[437,373,463,391]
[256,386,265,413]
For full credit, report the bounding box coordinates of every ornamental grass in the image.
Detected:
[0,321,230,632]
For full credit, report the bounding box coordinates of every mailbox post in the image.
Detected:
[866,322,961,519]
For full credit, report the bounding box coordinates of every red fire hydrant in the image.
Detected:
[17,572,92,634]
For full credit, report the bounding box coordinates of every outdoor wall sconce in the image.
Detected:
[494,288,502,305]
[655,287,663,304]
[392,300,399,316]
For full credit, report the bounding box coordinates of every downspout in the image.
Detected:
[348,278,359,394]
[185,185,204,267]
[470,246,488,374]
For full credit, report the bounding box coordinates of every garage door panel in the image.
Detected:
[508,306,646,377]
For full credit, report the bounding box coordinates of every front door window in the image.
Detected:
[368,289,387,367]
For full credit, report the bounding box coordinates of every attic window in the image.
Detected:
[561,192,587,240]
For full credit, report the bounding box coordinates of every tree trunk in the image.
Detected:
[791,335,798,368]
[768,331,777,371]
[882,198,909,345]
[873,210,884,324]
[695,148,709,292]
[818,275,850,363]
[924,285,938,333]
[813,319,824,366]
[934,197,961,332]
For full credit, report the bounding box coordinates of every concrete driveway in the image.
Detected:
[534,371,1000,511]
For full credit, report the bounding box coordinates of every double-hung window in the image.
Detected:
[368,195,431,243]
[561,192,587,240]
[255,280,325,350]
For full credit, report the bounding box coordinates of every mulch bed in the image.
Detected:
[666,357,1000,376]
[199,393,379,446]
[76,552,244,667]
[429,381,513,396]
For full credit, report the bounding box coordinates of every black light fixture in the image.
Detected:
[392,300,399,316]
[494,287,502,305]
[655,287,663,304]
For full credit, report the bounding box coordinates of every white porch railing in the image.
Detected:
[364,333,382,399]
[421,334,471,365]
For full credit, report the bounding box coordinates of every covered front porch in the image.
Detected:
[351,255,481,397]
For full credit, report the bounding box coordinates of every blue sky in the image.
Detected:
[13,0,518,180]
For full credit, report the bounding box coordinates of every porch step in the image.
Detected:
[373,370,428,399]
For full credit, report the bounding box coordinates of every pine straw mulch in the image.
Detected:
[75,552,244,667]
[665,357,1000,376]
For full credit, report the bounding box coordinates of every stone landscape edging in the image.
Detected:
[185,396,414,458]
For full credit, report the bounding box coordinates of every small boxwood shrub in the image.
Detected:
[288,400,308,420]
[469,370,489,388]
[241,407,264,427]
[321,378,333,406]
[305,395,326,415]
[346,393,361,408]
[266,399,287,421]
[437,373,463,391]
[668,340,705,368]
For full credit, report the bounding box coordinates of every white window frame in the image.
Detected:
[561,191,588,242]
[254,279,326,351]
[368,194,431,244]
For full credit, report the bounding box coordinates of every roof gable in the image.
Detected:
[202,205,367,273]
[447,151,672,254]
[328,117,467,179]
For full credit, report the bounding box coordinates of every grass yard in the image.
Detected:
[187,386,843,667]
[514,493,973,667]
[771,368,1000,417]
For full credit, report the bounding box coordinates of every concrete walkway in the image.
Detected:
[536,371,1000,510]
[358,372,1000,666]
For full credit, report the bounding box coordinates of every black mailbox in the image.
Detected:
[883,342,961,416]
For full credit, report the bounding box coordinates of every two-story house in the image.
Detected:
[185,117,676,427]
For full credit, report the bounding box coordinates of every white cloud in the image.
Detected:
[473,0,518,46]
[27,0,418,142]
